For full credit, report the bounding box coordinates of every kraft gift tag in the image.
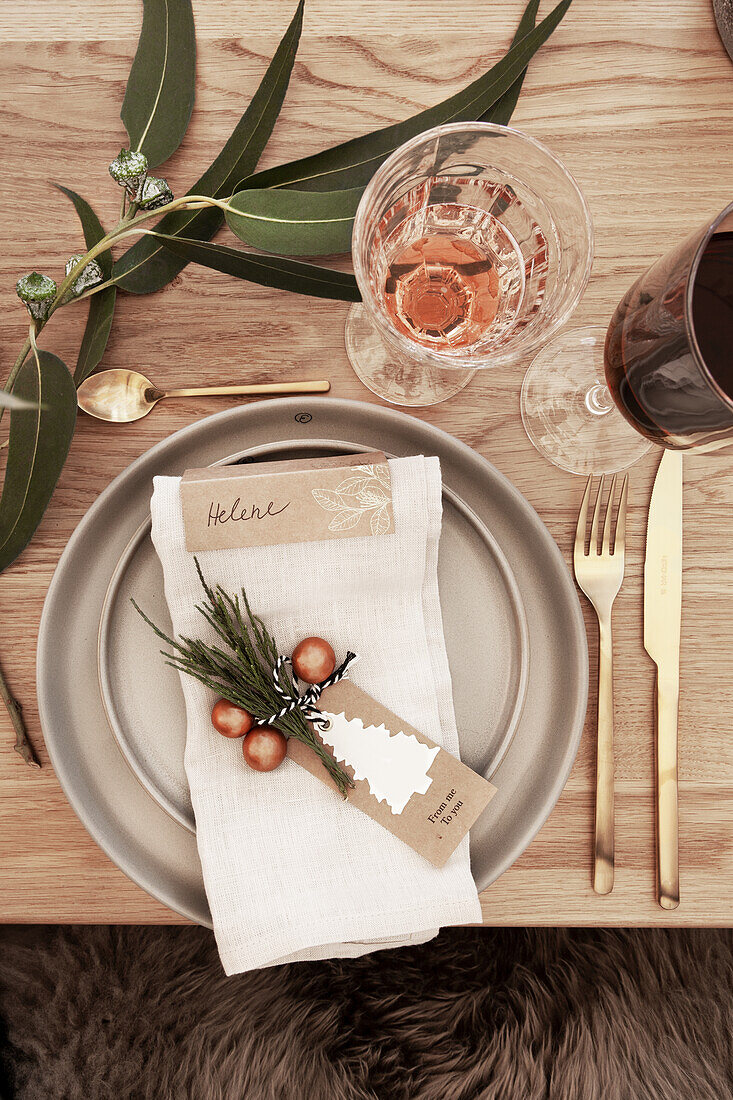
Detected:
[288,680,496,868]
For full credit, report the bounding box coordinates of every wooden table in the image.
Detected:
[1,0,732,925]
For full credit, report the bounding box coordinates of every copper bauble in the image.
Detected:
[211,698,254,739]
[242,727,288,772]
[291,636,336,684]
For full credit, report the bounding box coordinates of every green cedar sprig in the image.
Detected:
[132,558,353,796]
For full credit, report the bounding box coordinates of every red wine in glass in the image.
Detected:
[605,206,733,451]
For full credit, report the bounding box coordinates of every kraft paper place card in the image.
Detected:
[287,680,496,868]
[180,452,394,552]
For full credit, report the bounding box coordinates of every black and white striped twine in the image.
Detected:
[255,651,359,732]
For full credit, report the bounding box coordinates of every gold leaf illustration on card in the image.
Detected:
[328,509,362,531]
[312,462,393,535]
[370,504,391,536]
[311,488,345,512]
[333,475,372,497]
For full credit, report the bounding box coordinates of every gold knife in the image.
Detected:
[644,448,683,910]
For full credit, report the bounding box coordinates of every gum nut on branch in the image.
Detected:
[138,176,173,211]
[64,255,104,298]
[108,148,148,199]
[16,272,57,322]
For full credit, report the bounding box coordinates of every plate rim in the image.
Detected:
[37,396,588,921]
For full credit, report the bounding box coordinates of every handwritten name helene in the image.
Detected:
[207,497,290,527]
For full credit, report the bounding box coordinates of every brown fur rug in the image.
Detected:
[1,926,732,1099]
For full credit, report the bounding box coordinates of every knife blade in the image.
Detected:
[644,448,683,910]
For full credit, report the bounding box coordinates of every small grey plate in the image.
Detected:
[37,398,588,925]
[98,439,529,832]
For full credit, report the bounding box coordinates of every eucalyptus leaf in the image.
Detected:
[121,0,196,169]
[56,185,117,384]
[113,0,304,294]
[481,0,540,125]
[75,288,116,386]
[226,187,363,256]
[155,233,361,301]
[55,185,112,279]
[245,0,571,193]
[225,0,546,258]
[0,352,77,575]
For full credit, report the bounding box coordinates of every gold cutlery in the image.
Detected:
[644,449,683,910]
[77,369,331,423]
[574,474,628,895]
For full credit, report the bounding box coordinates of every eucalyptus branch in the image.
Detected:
[1,336,32,406]
[70,195,242,303]
[73,280,116,303]
[0,0,567,769]
[28,323,40,364]
[0,333,35,439]
[3,191,226,412]
[0,656,40,769]
[45,214,155,317]
[47,194,226,311]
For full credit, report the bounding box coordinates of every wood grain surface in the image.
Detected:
[1,0,732,924]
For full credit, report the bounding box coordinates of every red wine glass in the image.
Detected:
[522,202,733,474]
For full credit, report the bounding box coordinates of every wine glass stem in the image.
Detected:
[585,382,614,417]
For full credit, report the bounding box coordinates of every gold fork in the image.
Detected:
[573,474,629,895]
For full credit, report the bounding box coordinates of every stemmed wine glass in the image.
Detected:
[347,122,594,407]
[521,201,733,473]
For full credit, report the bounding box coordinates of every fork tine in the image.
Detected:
[589,475,604,554]
[615,474,629,555]
[602,475,617,555]
[575,475,593,557]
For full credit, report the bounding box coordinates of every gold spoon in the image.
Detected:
[77,369,331,423]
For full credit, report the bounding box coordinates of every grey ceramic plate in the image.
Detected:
[37,398,588,925]
[99,440,529,832]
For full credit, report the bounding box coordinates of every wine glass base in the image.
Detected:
[520,326,653,475]
[345,304,475,407]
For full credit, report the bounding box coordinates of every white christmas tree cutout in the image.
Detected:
[319,710,440,814]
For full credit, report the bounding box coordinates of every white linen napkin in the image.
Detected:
[150,455,481,974]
